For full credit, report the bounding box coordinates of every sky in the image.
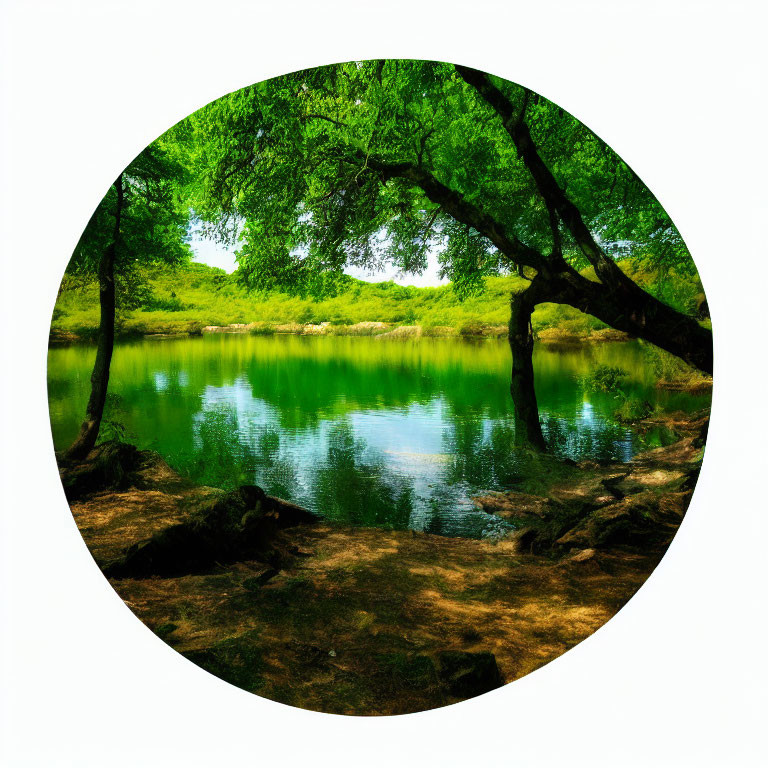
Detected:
[189,230,449,288]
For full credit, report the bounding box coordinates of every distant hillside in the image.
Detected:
[51,258,706,340]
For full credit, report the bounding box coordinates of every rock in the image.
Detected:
[349,322,387,333]
[536,327,583,344]
[600,473,647,500]
[568,547,598,563]
[588,328,632,343]
[435,651,503,699]
[559,548,604,572]
[104,485,318,578]
[600,473,630,499]
[512,526,541,553]
[261,495,317,526]
[555,491,685,550]
[377,325,422,339]
[476,491,552,520]
[302,323,330,335]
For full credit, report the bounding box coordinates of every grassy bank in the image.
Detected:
[51,259,711,391]
[52,258,707,341]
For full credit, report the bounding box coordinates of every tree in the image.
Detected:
[65,144,191,460]
[178,59,711,450]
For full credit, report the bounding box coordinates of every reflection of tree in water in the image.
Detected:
[541,411,636,462]
[441,402,645,494]
[314,424,414,529]
[179,407,299,498]
[442,418,524,490]
[253,426,299,500]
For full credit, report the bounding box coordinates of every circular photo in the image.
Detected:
[48,59,712,716]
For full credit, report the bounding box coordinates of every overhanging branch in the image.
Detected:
[455,64,628,286]
[346,153,548,273]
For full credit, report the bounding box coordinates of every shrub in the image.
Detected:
[580,365,628,394]
[142,291,188,312]
[614,398,653,423]
[249,323,276,335]
[458,321,486,337]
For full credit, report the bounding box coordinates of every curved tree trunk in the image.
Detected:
[65,175,123,461]
[454,63,714,376]
[506,266,712,453]
[551,265,713,374]
[509,285,546,451]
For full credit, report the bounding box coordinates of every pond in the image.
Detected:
[48,334,710,538]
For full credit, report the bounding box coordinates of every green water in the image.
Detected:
[47,334,709,538]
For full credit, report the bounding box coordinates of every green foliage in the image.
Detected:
[167,59,699,299]
[51,259,703,339]
[65,142,192,305]
[613,398,653,424]
[141,290,188,312]
[636,340,712,391]
[640,341,696,383]
[579,364,656,424]
[97,394,132,444]
[580,365,629,394]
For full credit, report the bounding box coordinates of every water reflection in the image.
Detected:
[541,405,636,463]
[47,335,710,538]
[313,424,414,529]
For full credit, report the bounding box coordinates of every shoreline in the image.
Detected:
[50,319,626,342]
[48,321,713,393]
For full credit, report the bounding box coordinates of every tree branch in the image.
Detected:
[350,154,548,272]
[455,64,629,287]
[304,113,349,128]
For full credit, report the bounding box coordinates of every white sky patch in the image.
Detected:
[190,228,239,274]
[345,249,449,288]
[190,230,449,287]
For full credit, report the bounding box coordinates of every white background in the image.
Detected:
[1,1,767,766]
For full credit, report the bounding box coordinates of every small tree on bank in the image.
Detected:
[65,146,191,460]
[177,60,711,451]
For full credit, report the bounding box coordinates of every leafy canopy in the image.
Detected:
[171,60,694,298]
[67,142,192,306]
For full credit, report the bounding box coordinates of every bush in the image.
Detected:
[580,365,628,394]
[458,321,486,337]
[614,398,653,423]
[142,291,188,312]
[249,323,275,335]
[50,260,706,342]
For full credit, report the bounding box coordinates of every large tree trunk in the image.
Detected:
[66,175,123,461]
[506,268,712,453]
[508,286,547,451]
[454,63,714,377]
[551,266,713,374]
